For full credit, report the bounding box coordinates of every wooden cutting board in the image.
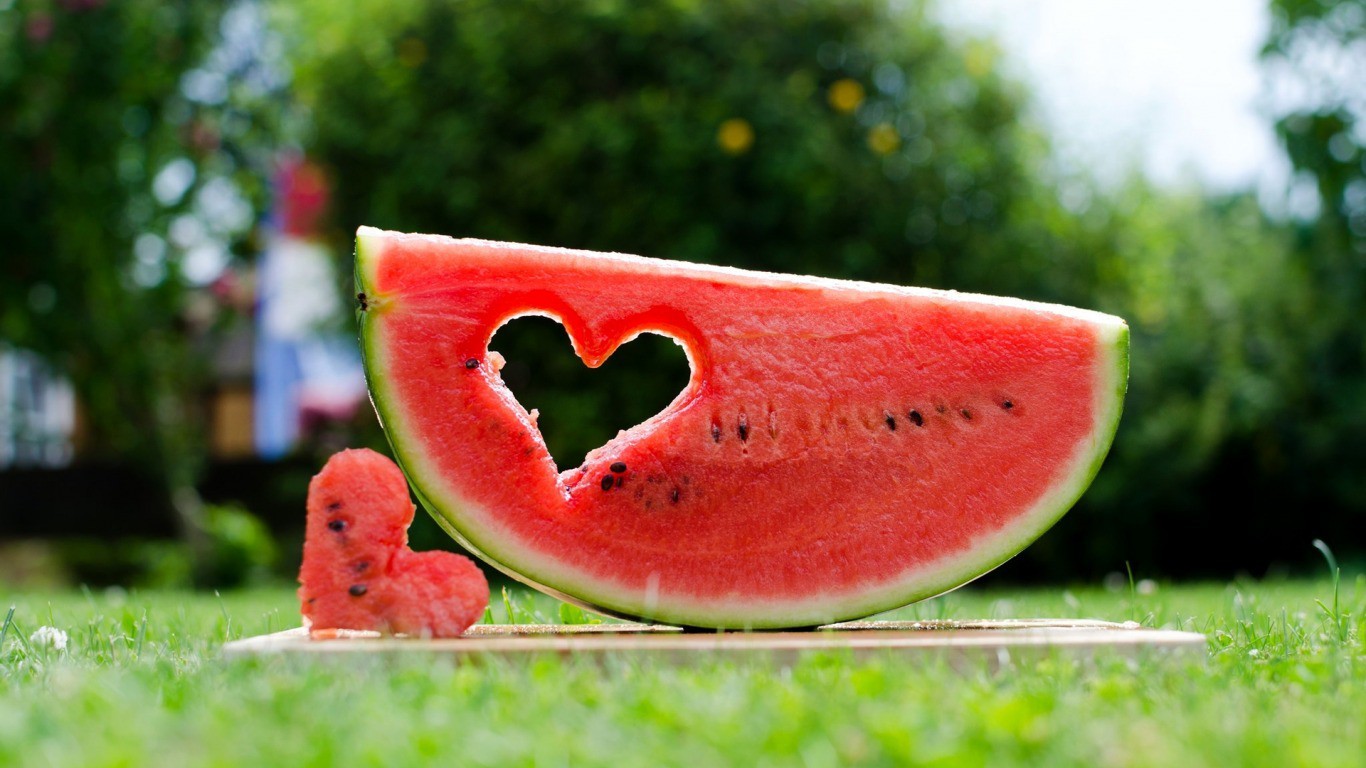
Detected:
[223,619,1206,666]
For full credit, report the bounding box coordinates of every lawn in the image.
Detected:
[1,575,1362,767]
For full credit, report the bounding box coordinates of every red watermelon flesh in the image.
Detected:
[356,227,1128,629]
[298,448,489,637]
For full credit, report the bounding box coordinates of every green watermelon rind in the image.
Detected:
[356,234,1129,629]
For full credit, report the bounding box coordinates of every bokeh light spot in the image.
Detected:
[867,122,900,155]
[827,78,865,113]
[964,41,996,80]
[717,118,755,155]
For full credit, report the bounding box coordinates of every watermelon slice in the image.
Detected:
[299,448,489,637]
[355,227,1128,629]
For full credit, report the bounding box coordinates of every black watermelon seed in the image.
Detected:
[737,415,749,442]
[670,487,681,504]
[961,409,972,420]
[610,462,627,473]
[614,476,623,489]
[326,501,343,512]
[600,474,615,491]
[1002,400,1014,410]
[711,423,722,442]
[327,519,346,532]
[884,412,897,431]
[464,357,479,369]
[357,292,368,310]
[909,410,924,427]
[349,584,368,597]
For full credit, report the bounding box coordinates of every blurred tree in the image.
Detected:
[0,0,269,576]
[282,0,1078,464]
[1265,0,1366,250]
[279,0,1361,576]
[1015,186,1324,579]
[283,0,1065,288]
[282,0,1360,573]
[1262,0,1366,512]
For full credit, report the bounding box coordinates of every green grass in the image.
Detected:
[1,576,1362,767]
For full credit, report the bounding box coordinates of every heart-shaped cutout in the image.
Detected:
[489,315,691,470]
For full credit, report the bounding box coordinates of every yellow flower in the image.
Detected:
[964,40,997,80]
[827,78,865,113]
[717,118,755,155]
[867,123,900,155]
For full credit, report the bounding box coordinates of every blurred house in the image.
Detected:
[0,347,75,469]
[1,157,363,473]
[252,157,366,459]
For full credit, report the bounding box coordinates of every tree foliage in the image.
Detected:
[1265,0,1366,250]
[0,2,203,476]
[1260,1,1366,512]
[0,1,264,563]
[283,0,1093,466]
[284,0,1063,288]
[278,0,1365,575]
[1022,188,1324,578]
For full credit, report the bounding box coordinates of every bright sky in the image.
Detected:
[939,0,1286,194]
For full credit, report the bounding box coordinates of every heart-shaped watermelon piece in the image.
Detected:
[298,448,489,637]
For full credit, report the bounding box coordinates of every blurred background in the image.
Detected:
[1,0,1362,590]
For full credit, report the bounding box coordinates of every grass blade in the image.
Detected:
[0,605,15,650]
